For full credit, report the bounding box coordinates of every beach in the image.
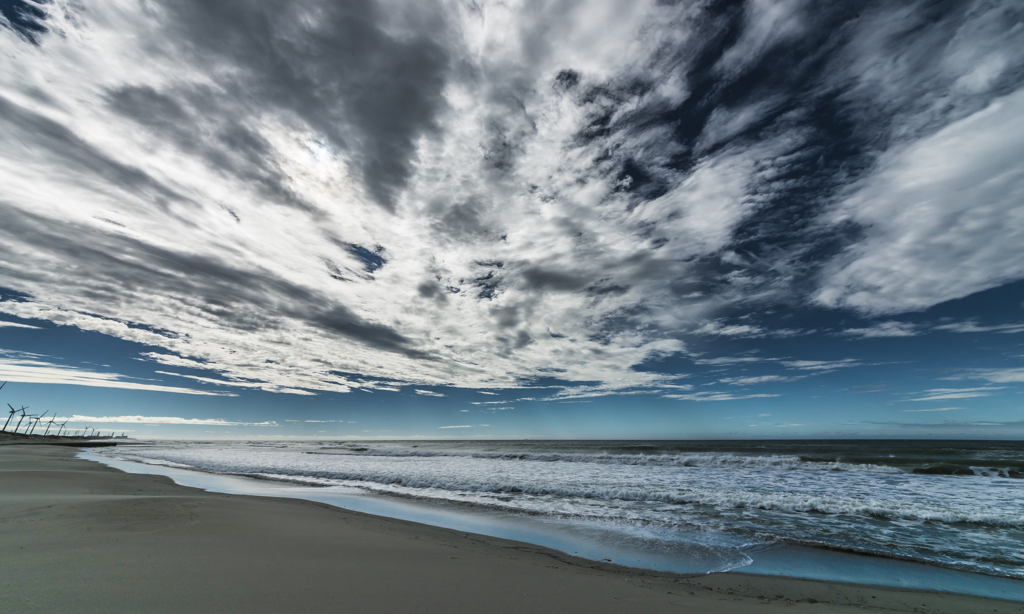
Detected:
[0,444,1018,613]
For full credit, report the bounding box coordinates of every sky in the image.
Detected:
[1,0,1023,439]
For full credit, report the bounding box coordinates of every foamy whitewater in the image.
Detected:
[98,440,1024,580]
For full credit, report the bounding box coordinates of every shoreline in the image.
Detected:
[2,444,1021,613]
[83,447,1024,598]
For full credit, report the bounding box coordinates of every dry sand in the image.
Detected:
[1,444,1019,614]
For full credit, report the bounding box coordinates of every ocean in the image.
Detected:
[94,439,1024,589]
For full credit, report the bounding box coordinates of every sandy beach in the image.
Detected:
[1,444,1019,614]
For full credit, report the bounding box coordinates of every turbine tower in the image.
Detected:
[14,408,29,433]
[28,411,48,435]
[3,404,16,432]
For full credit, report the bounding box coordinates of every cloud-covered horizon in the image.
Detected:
[2,0,1023,399]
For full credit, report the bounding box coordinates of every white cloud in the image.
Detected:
[438,424,489,428]
[0,353,235,396]
[909,387,1004,401]
[781,359,860,372]
[1,0,1021,401]
[816,88,1024,313]
[0,0,720,396]
[693,321,764,337]
[0,321,40,329]
[414,389,445,397]
[841,321,919,338]
[663,391,779,402]
[934,320,1024,334]
[965,368,1024,384]
[901,407,960,412]
[713,0,806,85]
[693,356,767,366]
[719,375,796,386]
[60,415,276,426]
[692,321,804,339]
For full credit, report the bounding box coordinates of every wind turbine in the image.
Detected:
[14,408,29,433]
[3,404,16,432]
[28,411,48,435]
[56,421,68,437]
[20,414,38,435]
[43,415,57,436]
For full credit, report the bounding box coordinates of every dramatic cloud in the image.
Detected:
[816,89,1024,313]
[2,0,1022,399]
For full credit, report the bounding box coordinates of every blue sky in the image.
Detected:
[1,0,1023,439]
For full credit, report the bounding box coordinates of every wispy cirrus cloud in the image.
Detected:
[59,415,276,426]
[664,391,779,402]
[840,321,919,338]
[414,389,445,397]
[962,368,1024,384]
[0,321,40,329]
[781,359,861,372]
[0,352,235,396]
[909,387,1004,401]
[934,320,1024,334]
[693,356,769,366]
[719,375,799,386]
[901,407,961,412]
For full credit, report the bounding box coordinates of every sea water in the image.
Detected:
[93,439,1024,595]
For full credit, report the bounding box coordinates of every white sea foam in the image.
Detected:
[101,440,1024,579]
[313,447,905,473]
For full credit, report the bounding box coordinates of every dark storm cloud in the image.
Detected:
[156,0,450,211]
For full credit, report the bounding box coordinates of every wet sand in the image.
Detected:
[1,444,1019,613]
